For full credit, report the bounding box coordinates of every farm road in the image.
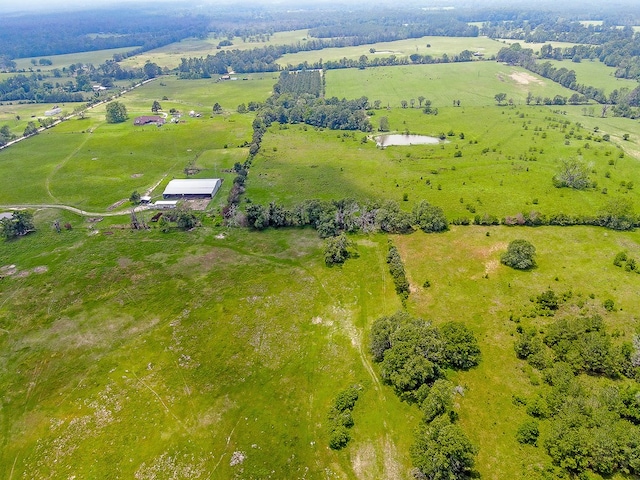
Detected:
[0,203,151,217]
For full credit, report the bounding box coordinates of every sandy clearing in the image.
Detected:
[509,71,543,85]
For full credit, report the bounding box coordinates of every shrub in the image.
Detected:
[501,239,536,270]
[516,421,539,445]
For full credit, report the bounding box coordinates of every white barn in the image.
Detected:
[162,179,222,200]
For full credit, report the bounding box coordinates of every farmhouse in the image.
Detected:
[162,178,222,200]
[134,116,165,126]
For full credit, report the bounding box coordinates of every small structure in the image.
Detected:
[154,200,178,209]
[140,195,152,204]
[162,178,222,200]
[44,107,62,116]
[134,116,165,126]
[92,85,107,92]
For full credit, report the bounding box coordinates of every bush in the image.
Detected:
[501,239,536,270]
[516,420,540,445]
[329,426,350,450]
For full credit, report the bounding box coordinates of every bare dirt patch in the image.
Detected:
[0,264,17,277]
[130,173,143,178]
[107,199,127,211]
[509,71,543,85]
[33,266,49,274]
[183,199,210,211]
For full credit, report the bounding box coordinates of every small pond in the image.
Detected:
[375,134,442,147]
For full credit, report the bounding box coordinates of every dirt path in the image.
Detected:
[45,125,102,202]
[0,203,151,217]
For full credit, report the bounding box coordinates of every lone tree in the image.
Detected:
[501,239,536,270]
[130,190,141,204]
[379,116,390,132]
[495,92,507,105]
[553,158,591,189]
[151,100,162,113]
[105,101,128,123]
[213,102,223,114]
[324,233,352,266]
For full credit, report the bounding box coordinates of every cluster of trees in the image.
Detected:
[386,244,409,300]
[515,314,638,380]
[274,70,322,97]
[0,74,86,103]
[242,198,445,237]
[513,311,640,476]
[370,312,479,478]
[327,386,360,449]
[0,9,208,60]
[0,211,35,240]
[370,312,481,402]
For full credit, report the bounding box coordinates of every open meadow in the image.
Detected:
[278,36,505,67]
[13,47,141,72]
[249,62,640,219]
[2,33,640,480]
[121,30,312,69]
[0,74,275,211]
[544,59,638,95]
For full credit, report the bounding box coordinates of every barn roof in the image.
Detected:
[162,179,221,196]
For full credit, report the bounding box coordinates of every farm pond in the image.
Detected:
[375,134,442,147]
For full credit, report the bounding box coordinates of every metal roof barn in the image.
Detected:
[162,179,222,199]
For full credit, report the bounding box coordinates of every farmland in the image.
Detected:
[2,16,640,480]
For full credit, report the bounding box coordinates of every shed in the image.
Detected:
[162,179,222,200]
[140,195,152,204]
[154,200,178,209]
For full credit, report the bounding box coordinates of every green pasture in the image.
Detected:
[278,35,504,67]
[13,46,139,72]
[495,39,583,54]
[0,216,415,479]
[0,75,273,211]
[544,58,638,95]
[395,225,640,479]
[121,30,311,69]
[326,62,576,107]
[1,209,638,479]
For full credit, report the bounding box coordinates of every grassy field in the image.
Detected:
[0,215,414,479]
[396,225,640,480]
[326,62,575,107]
[3,46,640,480]
[1,211,638,479]
[0,75,274,211]
[121,30,312,69]
[279,36,505,67]
[13,46,140,72]
[249,63,640,219]
[544,59,638,95]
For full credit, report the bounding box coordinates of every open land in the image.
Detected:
[2,29,640,480]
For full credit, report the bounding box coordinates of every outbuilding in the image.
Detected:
[162,178,222,200]
[154,200,178,209]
